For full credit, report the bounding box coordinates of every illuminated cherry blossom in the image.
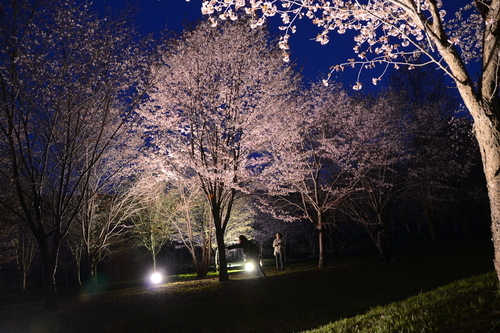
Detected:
[137,19,299,281]
[194,0,500,283]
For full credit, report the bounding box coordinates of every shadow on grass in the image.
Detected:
[0,239,495,333]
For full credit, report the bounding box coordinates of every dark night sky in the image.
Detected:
[99,0,474,90]
[97,0,379,87]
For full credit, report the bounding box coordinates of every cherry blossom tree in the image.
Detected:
[258,83,390,267]
[0,0,151,308]
[138,20,299,281]
[342,90,412,255]
[197,0,500,280]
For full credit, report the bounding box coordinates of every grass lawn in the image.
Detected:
[0,239,498,333]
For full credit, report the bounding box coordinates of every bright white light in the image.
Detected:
[245,262,255,272]
[150,271,163,285]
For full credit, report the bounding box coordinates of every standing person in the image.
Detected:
[273,233,285,271]
[227,235,267,277]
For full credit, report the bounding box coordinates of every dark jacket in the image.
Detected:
[227,240,261,259]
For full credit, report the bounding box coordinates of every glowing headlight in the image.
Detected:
[245,262,255,272]
[150,271,163,284]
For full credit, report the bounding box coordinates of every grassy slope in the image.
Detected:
[305,272,499,333]
[0,239,497,333]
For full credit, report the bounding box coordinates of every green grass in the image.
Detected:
[0,239,498,332]
[303,272,500,333]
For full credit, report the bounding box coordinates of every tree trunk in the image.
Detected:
[425,205,437,246]
[474,106,500,281]
[317,219,325,267]
[42,269,58,310]
[479,3,500,281]
[326,224,337,258]
[458,88,500,281]
[196,237,211,279]
[433,0,500,281]
[86,254,99,286]
[21,270,27,292]
[214,223,229,282]
[151,233,157,271]
[490,177,500,279]
[38,241,59,310]
[77,259,82,287]
[214,248,220,272]
[90,262,97,285]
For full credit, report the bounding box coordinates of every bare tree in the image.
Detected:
[66,129,154,285]
[75,177,150,285]
[66,226,85,287]
[132,196,172,273]
[163,181,214,279]
[0,0,151,308]
[13,224,38,291]
[223,197,255,245]
[138,19,299,281]
[199,0,500,280]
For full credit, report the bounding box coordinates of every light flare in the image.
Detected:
[245,262,255,272]
[150,271,163,285]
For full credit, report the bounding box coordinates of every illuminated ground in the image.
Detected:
[0,239,494,332]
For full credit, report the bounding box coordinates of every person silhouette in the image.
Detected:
[227,235,267,277]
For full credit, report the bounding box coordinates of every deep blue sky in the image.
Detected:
[100,0,473,89]
[98,0,375,87]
